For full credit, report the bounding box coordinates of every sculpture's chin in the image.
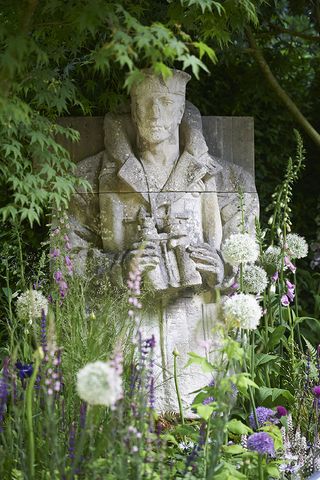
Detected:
[138,127,171,145]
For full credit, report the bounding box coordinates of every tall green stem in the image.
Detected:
[173,350,184,425]
[26,354,40,479]
[258,454,264,480]
[293,270,303,350]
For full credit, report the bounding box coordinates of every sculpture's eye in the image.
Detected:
[160,97,174,106]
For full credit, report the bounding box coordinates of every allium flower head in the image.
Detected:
[247,432,274,455]
[223,293,262,330]
[286,234,308,259]
[16,290,48,324]
[313,385,320,397]
[76,361,122,407]
[222,233,259,267]
[263,246,282,270]
[249,407,276,429]
[242,265,268,294]
[276,405,288,417]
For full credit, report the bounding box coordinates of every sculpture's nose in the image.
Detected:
[150,100,161,119]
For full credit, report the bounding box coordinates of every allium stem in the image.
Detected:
[173,351,184,425]
[258,454,264,480]
[293,270,303,350]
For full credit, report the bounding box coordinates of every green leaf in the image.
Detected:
[266,463,280,478]
[258,387,294,404]
[226,419,252,435]
[267,326,286,350]
[255,354,278,367]
[196,403,215,420]
[222,444,245,455]
[185,352,214,372]
[193,41,217,62]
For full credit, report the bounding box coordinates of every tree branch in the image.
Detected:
[245,27,320,149]
[268,24,320,42]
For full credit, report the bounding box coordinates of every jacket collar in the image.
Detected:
[118,150,222,205]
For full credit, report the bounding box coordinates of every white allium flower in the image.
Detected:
[242,265,268,294]
[221,233,259,267]
[76,361,122,407]
[286,233,308,259]
[223,293,262,330]
[16,290,48,324]
[263,246,282,269]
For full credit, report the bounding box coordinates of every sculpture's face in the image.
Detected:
[132,93,185,145]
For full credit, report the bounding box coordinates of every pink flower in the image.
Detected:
[284,256,296,273]
[281,295,290,307]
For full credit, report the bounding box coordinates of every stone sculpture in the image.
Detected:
[68,69,259,412]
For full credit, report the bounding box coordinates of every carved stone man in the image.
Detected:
[68,70,259,412]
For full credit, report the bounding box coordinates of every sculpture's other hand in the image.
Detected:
[125,240,160,274]
[186,243,224,287]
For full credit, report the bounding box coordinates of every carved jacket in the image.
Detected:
[68,102,259,288]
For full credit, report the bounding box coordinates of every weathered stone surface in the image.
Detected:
[65,71,259,413]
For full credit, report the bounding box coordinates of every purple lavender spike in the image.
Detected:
[79,402,87,429]
[41,309,47,351]
[0,358,10,431]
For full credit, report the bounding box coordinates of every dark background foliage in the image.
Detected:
[1,0,320,311]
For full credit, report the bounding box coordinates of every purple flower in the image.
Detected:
[50,248,60,258]
[272,271,279,282]
[0,358,10,431]
[276,405,288,417]
[41,309,47,351]
[54,271,63,282]
[284,256,296,273]
[281,294,290,307]
[65,256,73,274]
[247,432,274,455]
[202,396,214,405]
[249,407,276,429]
[286,279,295,302]
[285,279,295,290]
[313,385,320,397]
[15,361,33,379]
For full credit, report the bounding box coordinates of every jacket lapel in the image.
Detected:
[117,155,149,203]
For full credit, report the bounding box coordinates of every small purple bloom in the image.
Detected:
[284,256,296,273]
[15,361,33,379]
[50,248,60,258]
[287,288,295,302]
[285,279,295,290]
[231,281,239,290]
[272,271,279,282]
[276,405,288,417]
[313,385,320,397]
[281,294,290,307]
[247,432,274,455]
[54,271,63,282]
[249,407,276,429]
[202,396,214,405]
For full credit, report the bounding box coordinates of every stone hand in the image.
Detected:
[126,240,160,274]
[186,243,224,286]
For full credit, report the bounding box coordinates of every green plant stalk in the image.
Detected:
[203,414,212,480]
[26,354,40,479]
[258,454,264,480]
[173,352,184,425]
[293,270,303,350]
[15,223,26,290]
